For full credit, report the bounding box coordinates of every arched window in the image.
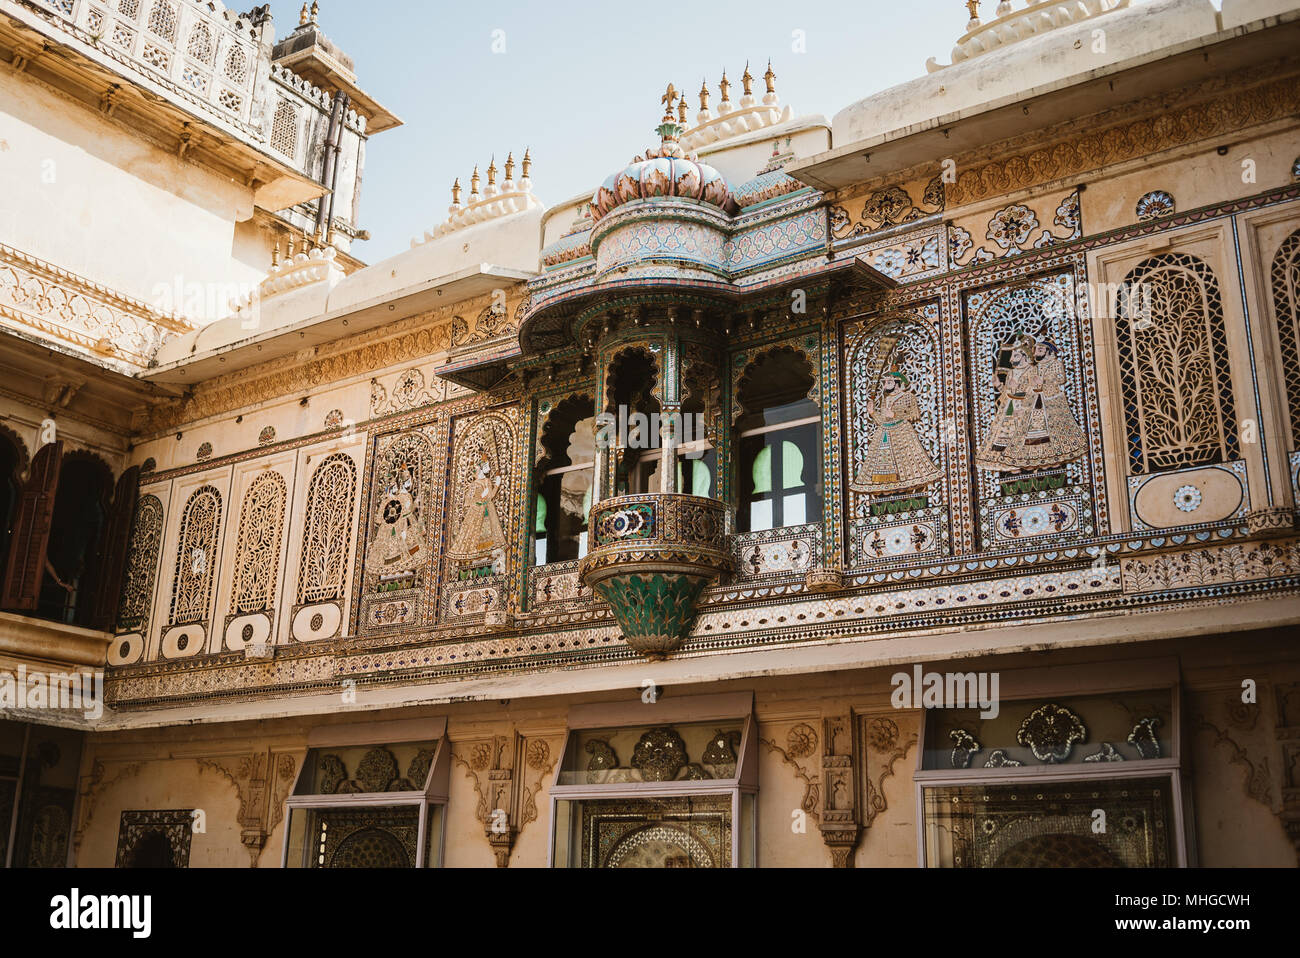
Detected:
[117,494,163,634]
[39,454,113,626]
[607,349,662,496]
[169,486,222,626]
[297,454,357,604]
[735,348,822,532]
[1115,252,1239,475]
[229,472,286,615]
[1271,228,1300,447]
[535,396,595,565]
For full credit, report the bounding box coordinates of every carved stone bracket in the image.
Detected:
[858,714,917,829]
[453,733,525,867]
[758,722,821,826]
[819,715,859,867]
[197,750,298,867]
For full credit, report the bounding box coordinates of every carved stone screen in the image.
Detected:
[922,691,1173,771]
[556,722,745,786]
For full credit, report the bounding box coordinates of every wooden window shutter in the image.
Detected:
[1,440,63,612]
[90,465,141,631]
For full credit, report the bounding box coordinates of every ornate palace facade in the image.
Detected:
[2,0,1300,868]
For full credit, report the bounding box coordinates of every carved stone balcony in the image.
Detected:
[579,494,730,658]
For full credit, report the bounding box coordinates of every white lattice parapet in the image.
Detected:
[26,0,269,127]
[0,241,193,370]
[926,0,1130,73]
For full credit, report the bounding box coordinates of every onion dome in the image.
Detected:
[591,84,734,222]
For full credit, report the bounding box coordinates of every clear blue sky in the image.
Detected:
[265,0,964,262]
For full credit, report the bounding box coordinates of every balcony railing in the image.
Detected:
[32,0,266,127]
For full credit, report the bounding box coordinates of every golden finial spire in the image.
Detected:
[719,70,731,103]
[677,85,688,123]
[764,60,776,95]
[310,1,319,24]
[451,178,462,204]
[966,0,979,20]
[470,164,480,197]
[661,82,678,121]
[487,156,498,186]
[741,61,753,96]
[699,78,710,111]
[522,148,532,180]
[504,152,515,182]
[299,3,310,25]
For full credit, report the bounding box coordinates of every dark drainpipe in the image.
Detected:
[315,91,350,241]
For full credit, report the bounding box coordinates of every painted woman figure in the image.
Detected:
[368,464,429,576]
[447,454,507,570]
[850,366,942,495]
[974,336,1038,473]
[1023,337,1086,469]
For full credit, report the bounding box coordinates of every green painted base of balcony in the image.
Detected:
[589,572,712,658]
[579,493,730,658]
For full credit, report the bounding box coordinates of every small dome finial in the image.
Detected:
[487,155,498,186]
[719,69,731,104]
[699,78,710,111]
[310,1,320,24]
[741,61,753,97]
[677,84,689,124]
[965,0,980,26]
[522,148,532,180]
[470,165,481,198]
[299,2,310,25]
[764,60,776,95]
[504,152,515,184]
[451,178,462,205]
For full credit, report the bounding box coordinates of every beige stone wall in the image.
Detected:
[73,634,1300,867]
[0,68,272,321]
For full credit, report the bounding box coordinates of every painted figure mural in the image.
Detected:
[850,364,943,496]
[974,333,1086,473]
[367,464,430,577]
[448,454,507,573]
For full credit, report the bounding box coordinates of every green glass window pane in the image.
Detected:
[782,440,805,490]
[535,494,547,534]
[751,446,773,494]
[692,462,712,498]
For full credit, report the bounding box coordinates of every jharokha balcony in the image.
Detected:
[579,493,730,657]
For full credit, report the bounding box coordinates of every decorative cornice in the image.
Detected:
[0,240,193,372]
[835,61,1300,214]
[138,302,473,435]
